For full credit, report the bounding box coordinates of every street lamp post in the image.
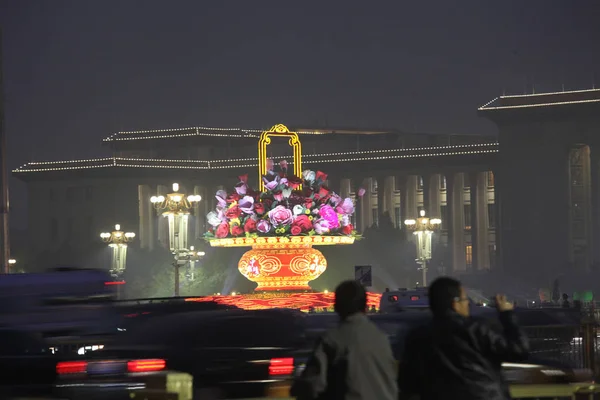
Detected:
[185,245,206,282]
[100,224,135,278]
[404,210,441,287]
[150,183,201,296]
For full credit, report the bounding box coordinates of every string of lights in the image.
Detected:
[13,145,499,173]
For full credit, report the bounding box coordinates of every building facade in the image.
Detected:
[14,125,498,273]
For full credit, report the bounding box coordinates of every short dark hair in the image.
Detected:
[428,277,462,316]
[334,280,367,318]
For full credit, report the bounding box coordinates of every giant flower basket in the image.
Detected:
[204,124,359,292]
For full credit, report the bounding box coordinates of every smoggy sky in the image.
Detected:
[1,0,599,225]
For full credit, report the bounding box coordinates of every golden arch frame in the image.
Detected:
[258,124,303,192]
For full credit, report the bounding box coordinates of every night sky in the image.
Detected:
[1,1,599,226]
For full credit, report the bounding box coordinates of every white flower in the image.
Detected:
[293,205,304,216]
[303,170,316,182]
[206,211,222,228]
[282,188,292,199]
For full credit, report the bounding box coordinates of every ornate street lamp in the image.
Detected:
[150,183,201,296]
[185,245,206,281]
[100,224,135,277]
[404,210,441,287]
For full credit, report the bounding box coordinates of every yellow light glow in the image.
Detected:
[258,124,302,192]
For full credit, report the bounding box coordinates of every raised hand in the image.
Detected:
[495,294,514,312]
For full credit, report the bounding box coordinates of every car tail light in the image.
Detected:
[127,359,166,373]
[57,361,88,375]
[269,358,294,376]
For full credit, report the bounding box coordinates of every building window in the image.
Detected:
[371,179,378,193]
[372,208,379,227]
[50,218,59,242]
[417,176,424,190]
[440,205,448,230]
[487,203,496,228]
[66,187,77,202]
[487,171,495,188]
[85,186,93,201]
[463,174,471,189]
[394,207,402,228]
[489,244,497,269]
[464,204,471,230]
[465,245,473,268]
[440,176,447,190]
[66,218,75,238]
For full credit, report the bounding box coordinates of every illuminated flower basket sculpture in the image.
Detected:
[204,124,359,291]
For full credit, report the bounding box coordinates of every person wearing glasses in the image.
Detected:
[398,277,529,400]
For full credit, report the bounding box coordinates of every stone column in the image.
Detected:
[384,176,396,225]
[194,185,204,240]
[590,146,600,268]
[447,173,466,272]
[403,175,418,220]
[137,185,151,250]
[469,172,490,270]
[428,174,442,218]
[157,185,169,249]
[361,177,374,229]
[339,178,352,199]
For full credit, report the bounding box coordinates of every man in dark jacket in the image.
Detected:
[398,277,529,400]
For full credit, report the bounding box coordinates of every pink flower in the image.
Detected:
[313,218,330,235]
[268,205,294,227]
[280,160,288,170]
[257,220,271,233]
[335,198,355,215]
[319,205,340,229]
[266,159,274,171]
[238,196,254,214]
[329,194,342,207]
[357,187,366,197]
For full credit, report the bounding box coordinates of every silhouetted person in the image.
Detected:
[398,277,529,400]
[291,281,397,400]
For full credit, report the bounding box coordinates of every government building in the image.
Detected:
[13,88,600,280]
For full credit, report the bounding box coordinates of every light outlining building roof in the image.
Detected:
[13,142,498,174]
[478,88,600,111]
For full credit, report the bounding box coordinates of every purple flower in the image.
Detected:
[335,198,355,215]
[263,174,280,191]
[319,205,340,229]
[257,220,271,233]
[357,187,366,197]
[206,211,222,228]
[235,182,247,196]
[313,218,330,235]
[215,190,227,208]
[329,194,342,207]
[238,196,255,214]
[268,205,294,227]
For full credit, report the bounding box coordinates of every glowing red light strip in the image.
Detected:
[105,280,126,285]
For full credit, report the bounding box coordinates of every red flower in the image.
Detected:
[263,198,273,209]
[316,171,328,181]
[227,193,241,203]
[238,174,248,183]
[231,225,244,237]
[254,203,266,215]
[302,187,313,197]
[342,224,354,235]
[215,223,229,238]
[293,215,313,232]
[304,198,314,209]
[286,176,303,189]
[288,192,304,206]
[318,186,330,198]
[224,206,242,219]
[244,218,257,233]
[290,225,302,236]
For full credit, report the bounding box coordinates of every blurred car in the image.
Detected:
[57,308,311,399]
[0,330,57,398]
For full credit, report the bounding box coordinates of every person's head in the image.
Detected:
[334,280,367,318]
[428,277,470,317]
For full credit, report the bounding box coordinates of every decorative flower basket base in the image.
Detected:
[209,236,355,291]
